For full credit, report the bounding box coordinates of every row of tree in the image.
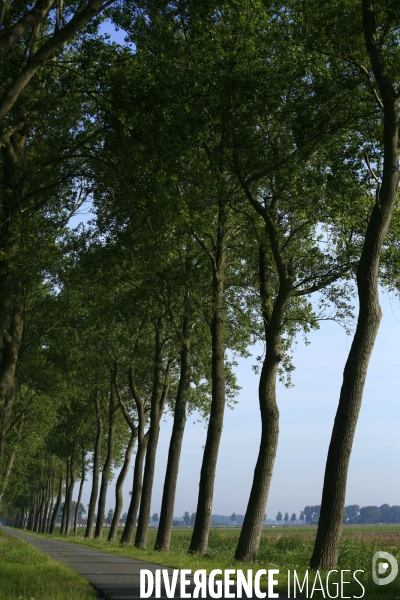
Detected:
[0,0,399,571]
[301,504,400,525]
[276,512,297,524]
[276,504,400,525]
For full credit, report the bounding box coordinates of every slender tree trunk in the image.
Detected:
[0,446,17,509]
[120,432,149,544]
[189,200,227,556]
[64,458,75,535]
[37,488,45,533]
[85,392,103,539]
[0,137,23,358]
[118,359,147,546]
[235,238,292,561]
[135,323,172,548]
[73,457,86,535]
[0,413,23,510]
[95,385,117,539]
[49,474,64,534]
[27,498,34,530]
[45,474,54,533]
[34,486,43,532]
[155,317,192,551]
[108,429,137,542]
[41,480,51,533]
[0,296,24,457]
[60,460,70,535]
[310,1,399,569]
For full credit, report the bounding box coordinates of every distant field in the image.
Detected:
[20,524,400,598]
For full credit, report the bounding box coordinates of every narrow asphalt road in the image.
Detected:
[4,527,289,600]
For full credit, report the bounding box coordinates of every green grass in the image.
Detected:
[0,528,97,600]
[19,525,400,598]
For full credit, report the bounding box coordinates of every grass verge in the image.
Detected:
[17,525,400,599]
[0,527,98,600]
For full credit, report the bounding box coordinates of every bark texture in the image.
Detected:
[310,0,399,569]
[135,321,172,548]
[235,240,292,561]
[64,458,75,535]
[95,386,117,539]
[108,428,137,542]
[189,200,227,556]
[45,474,54,533]
[0,415,23,509]
[121,432,148,544]
[0,294,24,457]
[0,136,24,352]
[73,457,86,535]
[49,474,64,534]
[155,317,192,551]
[119,361,148,545]
[85,392,102,539]
[60,460,69,534]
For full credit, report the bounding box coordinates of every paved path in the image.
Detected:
[4,527,289,600]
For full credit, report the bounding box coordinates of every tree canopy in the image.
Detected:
[1,0,399,569]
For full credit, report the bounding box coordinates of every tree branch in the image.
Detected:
[0,0,54,57]
[0,0,115,124]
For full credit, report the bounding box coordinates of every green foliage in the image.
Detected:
[106,509,114,524]
[1,0,399,571]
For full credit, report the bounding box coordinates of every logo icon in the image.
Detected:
[372,551,398,586]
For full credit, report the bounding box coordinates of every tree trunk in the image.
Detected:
[189,200,227,556]
[135,322,172,548]
[95,385,117,539]
[37,488,45,533]
[41,479,51,533]
[60,460,70,535]
[155,316,192,551]
[64,458,75,535]
[108,428,137,542]
[45,474,54,533]
[0,413,23,510]
[235,237,292,561]
[0,296,24,457]
[49,474,64,534]
[27,491,36,531]
[0,137,23,359]
[0,448,17,509]
[85,392,102,539]
[310,0,399,569]
[73,457,86,535]
[120,432,149,544]
[118,360,147,545]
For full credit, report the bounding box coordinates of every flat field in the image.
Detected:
[20,525,400,598]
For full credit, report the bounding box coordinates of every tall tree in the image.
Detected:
[309,0,400,569]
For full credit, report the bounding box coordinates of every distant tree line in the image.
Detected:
[302,504,400,525]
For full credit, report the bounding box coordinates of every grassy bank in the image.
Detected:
[19,525,400,598]
[0,528,97,600]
